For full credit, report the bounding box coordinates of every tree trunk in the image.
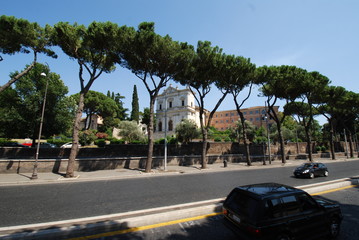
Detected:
[305,126,313,162]
[240,118,251,166]
[145,97,156,173]
[348,131,354,158]
[329,119,336,160]
[201,128,208,169]
[66,93,84,178]
[277,122,286,164]
[0,54,36,93]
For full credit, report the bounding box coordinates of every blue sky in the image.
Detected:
[1,0,358,124]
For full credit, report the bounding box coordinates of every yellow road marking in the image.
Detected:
[311,184,356,196]
[68,212,222,240]
[68,184,357,240]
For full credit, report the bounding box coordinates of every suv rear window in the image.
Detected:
[225,190,262,221]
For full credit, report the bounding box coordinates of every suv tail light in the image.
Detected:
[247,226,261,236]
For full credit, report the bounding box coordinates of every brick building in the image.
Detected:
[211,106,279,130]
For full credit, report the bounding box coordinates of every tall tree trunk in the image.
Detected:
[348,131,354,158]
[304,124,313,162]
[239,116,251,166]
[201,128,208,169]
[66,93,84,178]
[329,119,336,160]
[145,96,156,173]
[277,124,286,164]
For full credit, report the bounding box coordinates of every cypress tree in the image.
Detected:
[131,85,140,123]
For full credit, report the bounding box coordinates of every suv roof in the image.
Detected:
[235,182,304,200]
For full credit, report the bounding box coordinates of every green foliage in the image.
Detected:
[141,107,152,127]
[109,138,125,144]
[95,139,106,147]
[130,85,140,123]
[117,120,146,143]
[214,137,222,142]
[0,138,12,146]
[155,136,178,145]
[0,63,73,138]
[107,91,128,120]
[230,120,256,142]
[223,136,231,142]
[47,136,72,146]
[0,15,56,57]
[79,130,97,145]
[175,119,200,144]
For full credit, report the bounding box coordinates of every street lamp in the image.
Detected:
[163,91,168,171]
[31,71,49,180]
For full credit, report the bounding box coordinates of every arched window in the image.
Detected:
[158,121,162,132]
[168,120,173,131]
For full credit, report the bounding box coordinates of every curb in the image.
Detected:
[1,178,358,240]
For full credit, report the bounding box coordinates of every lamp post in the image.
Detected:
[31,71,48,180]
[163,90,168,171]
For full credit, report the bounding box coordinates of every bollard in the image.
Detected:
[223,160,228,168]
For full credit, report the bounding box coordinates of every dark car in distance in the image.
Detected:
[222,183,342,240]
[293,163,329,179]
[36,142,57,148]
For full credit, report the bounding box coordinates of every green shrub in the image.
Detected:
[79,130,97,146]
[95,139,106,147]
[214,137,222,142]
[110,139,126,144]
[224,136,231,142]
[0,138,12,146]
[130,140,147,144]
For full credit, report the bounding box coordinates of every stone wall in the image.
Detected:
[0,141,349,174]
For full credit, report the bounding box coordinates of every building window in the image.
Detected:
[255,110,259,114]
[158,121,162,132]
[169,101,173,108]
[243,112,247,115]
[168,120,173,131]
[159,104,162,110]
[182,100,185,106]
[225,113,228,116]
[191,102,193,107]
[249,111,253,114]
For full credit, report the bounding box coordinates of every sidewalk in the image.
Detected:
[0,157,357,186]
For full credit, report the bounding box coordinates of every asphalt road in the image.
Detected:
[114,186,359,240]
[0,160,358,228]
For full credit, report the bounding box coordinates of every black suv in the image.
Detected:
[223,183,342,240]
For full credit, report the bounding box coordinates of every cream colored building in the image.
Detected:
[155,85,204,138]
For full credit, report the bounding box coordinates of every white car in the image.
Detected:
[60,142,81,148]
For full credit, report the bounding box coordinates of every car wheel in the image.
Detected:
[328,217,341,239]
[309,172,315,179]
[276,233,292,240]
[323,170,329,177]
